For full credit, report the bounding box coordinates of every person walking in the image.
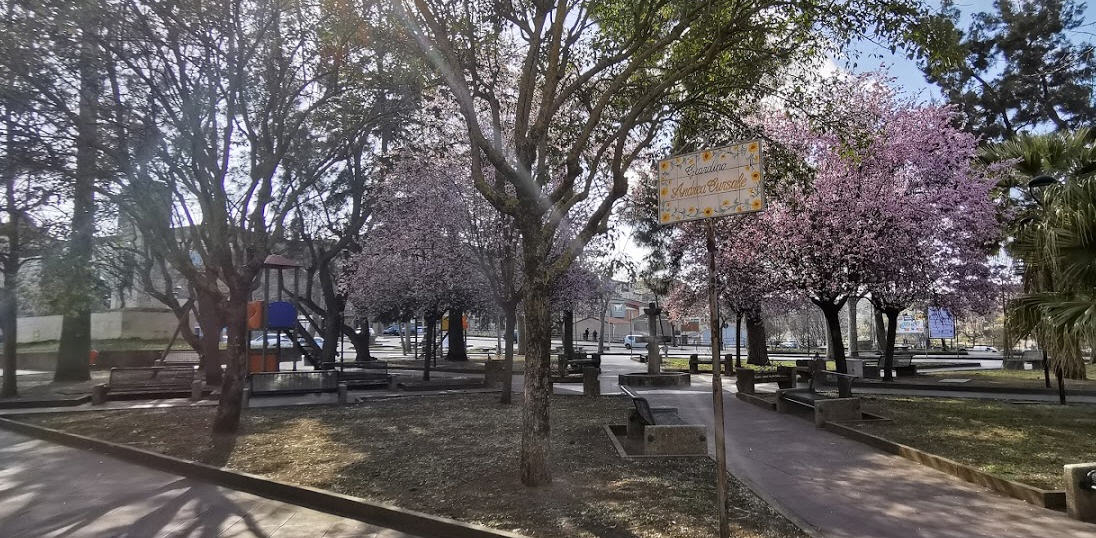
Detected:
[583,328,590,341]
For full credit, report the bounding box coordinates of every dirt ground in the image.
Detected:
[25,393,805,537]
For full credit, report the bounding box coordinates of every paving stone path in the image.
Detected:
[0,429,419,537]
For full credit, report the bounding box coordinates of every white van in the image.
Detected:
[622,334,649,350]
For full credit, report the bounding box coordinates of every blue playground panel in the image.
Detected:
[266,301,297,329]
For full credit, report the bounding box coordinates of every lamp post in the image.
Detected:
[1025,175,1067,404]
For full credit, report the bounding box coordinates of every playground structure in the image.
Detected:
[247,254,328,373]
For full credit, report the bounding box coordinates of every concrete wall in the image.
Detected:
[16,309,178,343]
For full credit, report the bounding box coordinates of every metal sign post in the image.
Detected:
[706,219,729,538]
[657,141,765,538]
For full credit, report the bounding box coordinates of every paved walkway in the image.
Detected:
[0,429,419,537]
[625,376,1096,537]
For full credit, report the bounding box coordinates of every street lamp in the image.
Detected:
[1024,174,1066,403]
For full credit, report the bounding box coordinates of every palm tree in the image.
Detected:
[982,129,1096,380]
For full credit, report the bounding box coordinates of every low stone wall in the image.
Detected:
[17,349,163,372]
[16,308,178,343]
[823,421,1067,510]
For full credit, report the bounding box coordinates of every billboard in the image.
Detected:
[928,307,955,339]
[657,141,765,225]
[895,311,925,334]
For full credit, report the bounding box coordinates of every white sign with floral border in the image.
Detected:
[657,141,765,225]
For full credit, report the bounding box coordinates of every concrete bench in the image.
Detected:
[620,386,706,455]
[248,370,338,395]
[562,353,601,374]
[735,366,796,394]
[322,360,395,389]
[777,369,861,426]
[92,366,201,404]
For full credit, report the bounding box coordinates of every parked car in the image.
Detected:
[962,345,999,354]
[622,334,649,350]
[249,334,295,348]
[382,324,401,335]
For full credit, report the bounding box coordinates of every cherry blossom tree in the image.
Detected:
[344,154,489,376]
[757,75,1000,374]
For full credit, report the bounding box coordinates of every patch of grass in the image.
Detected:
[661,357,833,372]
[921,364,1096,390]
[17,338,175,354]
[856,396,1096,490]
[23,394,803,538]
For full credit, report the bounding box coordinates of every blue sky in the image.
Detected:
[848,0,1096,101]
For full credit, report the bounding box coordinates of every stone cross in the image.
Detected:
[644,302,662,374]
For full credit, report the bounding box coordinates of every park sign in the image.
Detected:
[657,141,765,225]
[928,307,956,339]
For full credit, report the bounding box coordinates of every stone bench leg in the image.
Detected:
[91,384,108,405]
[626,410,645,440]
[644,425,707,455]
[337,382,348,405]
[735,368,755,394]
[241,387,251,409]
[814,397,861,427]
[190,380,204,402]
[1065,463,1096,522]
[775,388,795,413]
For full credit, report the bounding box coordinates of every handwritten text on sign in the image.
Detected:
[658,141,765,225]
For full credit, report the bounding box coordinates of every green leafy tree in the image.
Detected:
[984,129,1096,379]
[921,0,1096,140]
[397,0,928,486]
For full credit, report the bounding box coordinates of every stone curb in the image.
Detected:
[822,421,1067,510]
[0,395,91,409]
[853,380,1096,397]
[0,417,527,538]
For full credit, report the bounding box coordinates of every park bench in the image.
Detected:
[734,366,796,394]
[92,366,201,404]
[776,367,861,426]
[1005,349,1045,370]
[688,353,739,374]
[620,386,706,455]
[555,352,601,377]
[566,352,600,374]
[248,370,338,395]
[322,360,395,389]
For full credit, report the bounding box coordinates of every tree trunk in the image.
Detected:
[561,309,573,358]
[447,307,468,361]
[0,281,16,397]
[1,97,18,397]
[195,288,225,386]
[735,312,742,369]
[873,305,887,352]
[212,289,249,435]
[517,313,527,355]
[815,299,848,373]
[55,16,100,383]
[745,310,769,366]
[882,309,900,382]
[422,310,436,380]
[520,279,552,486]
[848,295,859,358]
[500,305,517,404]
[597,298,608,354]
